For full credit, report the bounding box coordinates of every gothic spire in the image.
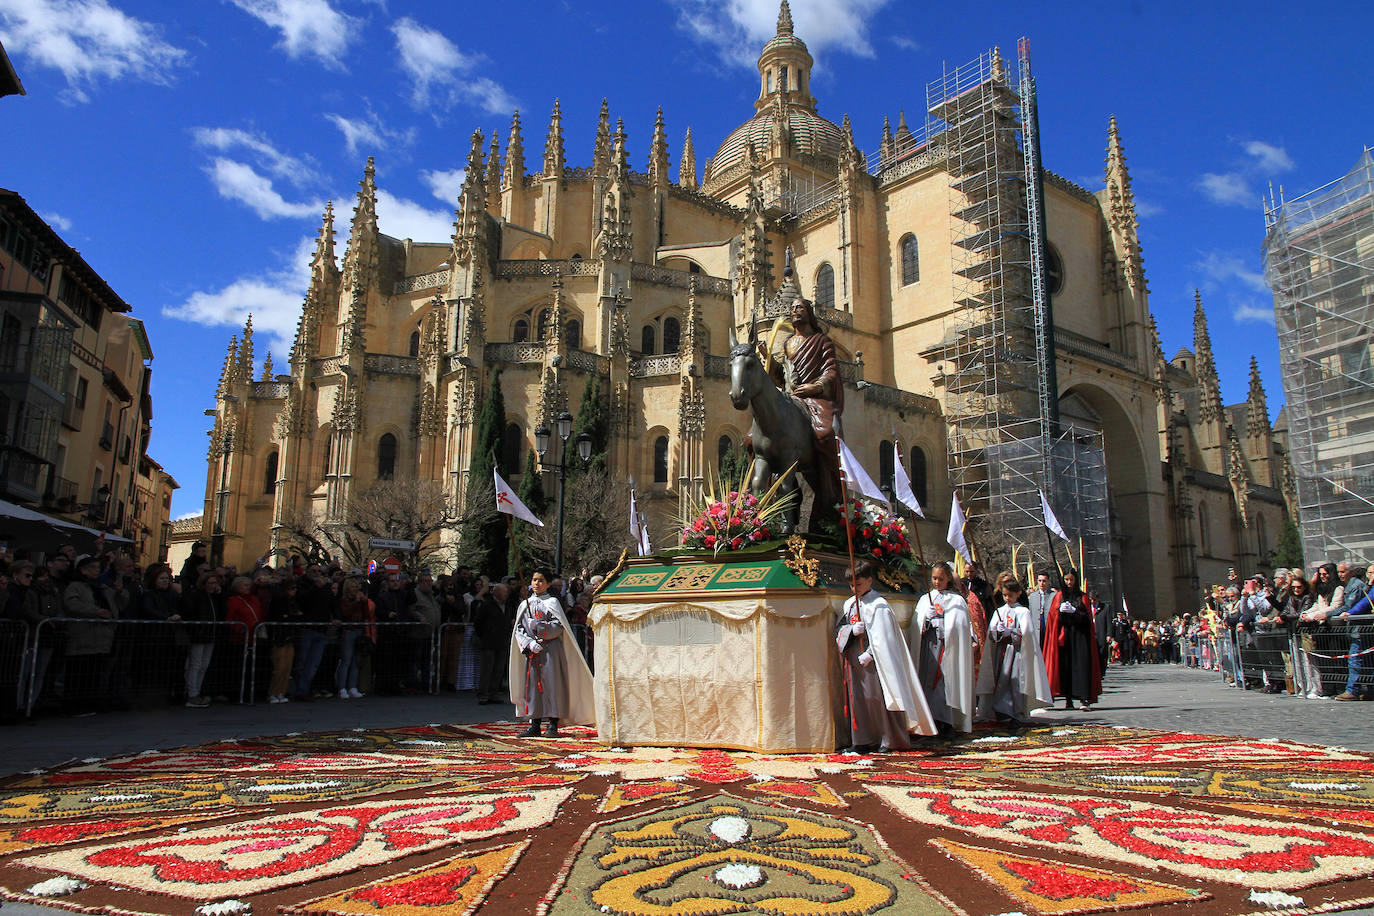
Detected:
[679,128,697,191]
[593,98,611,178]
[548,271,567,347]
[238,314,255,380]
[218,335,239,398]
[880,114,894,164]
[341,158,379,292]
[485,130,502,208]
[310,201,337,282]
[1105,115,1145,292]
[1193,290,1223,421]
[777,0,793,35]
[612,117,629,184]
[453,129,488,265]
[649,106,670,186]
[260,351,274,381]
[503,110,524,189]
[1247,356,1270,437]
[1147,313,1169,403]
[543,98,565,177]
[839,113,863,172]
[684,275,701,351]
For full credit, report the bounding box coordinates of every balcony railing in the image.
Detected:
[98,421,114,451]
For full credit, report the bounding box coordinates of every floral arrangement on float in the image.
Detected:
[836,498,913,562]
[678,463,797,556]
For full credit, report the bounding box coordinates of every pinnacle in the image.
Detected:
[777,0,793,36]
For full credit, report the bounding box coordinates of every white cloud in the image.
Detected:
[1233,302,1276,325]
[421,168,466,204]
[325,111,414,157]
[390,16,515,113]
[671,0,892,67]
[191,126,317,185]
[374,189,452,242]
[0,0,187,102]
[41,211,73,231]
[206,158,321,219]
[1198,171,1255,207]
[173,510,202,521]
[889,35,920,52]
[163,236,314,360]
[1243,140,1294,174]
[227,0,356,67]
[1193,250,1268,294]
[1134,198,1164,218]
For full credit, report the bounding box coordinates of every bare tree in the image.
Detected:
[528,467,637,577]
[276,477,498,572]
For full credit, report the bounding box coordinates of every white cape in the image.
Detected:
[975,602,1053,717]
[508,594,597,726]
[840,591,937,736]
[910,588,975,733]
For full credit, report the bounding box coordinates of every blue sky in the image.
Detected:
[2,0,1369,519]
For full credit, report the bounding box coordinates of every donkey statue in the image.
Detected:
[727,324,827,535]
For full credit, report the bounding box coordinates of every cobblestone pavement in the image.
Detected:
[3,665,1374,915]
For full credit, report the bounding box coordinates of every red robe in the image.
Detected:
[1043,590,1102,701]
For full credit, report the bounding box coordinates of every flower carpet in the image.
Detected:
[3,722,1374,915]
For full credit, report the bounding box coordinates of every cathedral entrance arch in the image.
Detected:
[1058,382,1161,618]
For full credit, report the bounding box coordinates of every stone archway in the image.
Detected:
[1059,382,1163,619]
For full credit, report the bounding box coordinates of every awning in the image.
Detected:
[0,499,133,545]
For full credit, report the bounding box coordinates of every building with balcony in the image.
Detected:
[0,188,173,558]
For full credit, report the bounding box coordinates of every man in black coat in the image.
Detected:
[472,581,510,704]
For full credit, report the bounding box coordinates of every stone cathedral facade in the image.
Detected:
[201,3,1290,617]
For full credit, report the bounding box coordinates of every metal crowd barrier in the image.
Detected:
[247,620,439,705]
[1,620,31,717]
[1294,614,1373,699]
[1233,625,1292,691]
[22,618,250,716]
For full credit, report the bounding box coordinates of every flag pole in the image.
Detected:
[892,431,929,592]
[506,514,526,587]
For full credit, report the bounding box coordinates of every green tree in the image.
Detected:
[507,448,549,577]
[571,374,611,473]
[1272,518,1304,571]
[718,444,752,490]
[460,369,508,576]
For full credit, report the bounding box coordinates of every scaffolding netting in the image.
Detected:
[1263,149,1374,565]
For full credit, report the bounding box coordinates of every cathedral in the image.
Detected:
[201,2,1291,618]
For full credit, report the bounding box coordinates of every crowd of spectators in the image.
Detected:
[1102,561,1372,700]
[0,539,602,723]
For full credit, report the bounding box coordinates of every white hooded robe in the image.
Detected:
[838,589,937,739]
[910,588,975,733]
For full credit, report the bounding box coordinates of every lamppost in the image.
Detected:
[534,410,592,575]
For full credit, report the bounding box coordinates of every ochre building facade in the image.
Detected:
[202,5,1289,617]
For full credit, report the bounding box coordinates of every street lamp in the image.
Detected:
[534,410,593,575]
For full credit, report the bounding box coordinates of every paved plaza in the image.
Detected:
[4,664,1374,916]
[5,664,1373,773]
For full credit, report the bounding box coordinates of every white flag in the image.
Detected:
[892,448,925,518]
[494,469,544,526]
[1122,595,1131,619]
[947,492,972,564]
[1039,489,1070,542]
[638,514,652,556]
[837,438,889,506]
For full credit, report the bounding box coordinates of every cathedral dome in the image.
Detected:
[712,107,847,175]
[707,1,844,184]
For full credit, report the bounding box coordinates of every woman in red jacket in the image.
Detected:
[225,576,265,646]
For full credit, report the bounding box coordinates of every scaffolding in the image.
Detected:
[1263,149,1374,565]
[925,45,1113,597]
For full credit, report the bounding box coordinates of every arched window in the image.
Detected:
[900,234,919,286]
[408,331,420,357]
[1198,505,1210,554]
[263,451,278,495]
[377,433,397,480]
[717,434,732,465]
[641,325,656,355]
[814,263,835,311]
[320,435,332,481]
[1046,244,1065,295]
[909,446,928,506]
[566,319,581,349]
[537,308,551,340]
[663,316,681,353]
[513,319,529,343]
[653,436,669,484]
[501,422,523,475]
[879,440,895,494]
